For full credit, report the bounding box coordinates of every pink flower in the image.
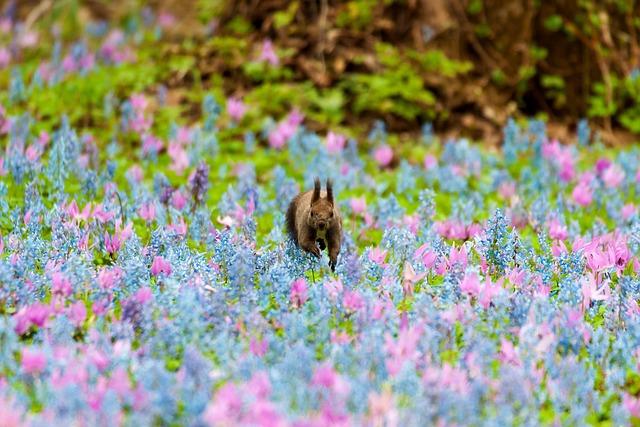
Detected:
[0,396,24,427]
[151,256,172,277]
[479,277,502,309]
[259,39,279,65]
[402,262,426,296]
[459,272,481,297]
[171,190,188,210]
[139,203,156,222]
[373,145,393,167]
[498,181,516,199]
[227,97,247,122]
[130,93,148,112]
[13,302,50,335]
[548,218,568,240]
[623,393,640,418]
[67,301,87,327]
[0,47,11,68]
[384,325,422,376]
[168,142,189,175]
[158,12,176,29]
[368,247,387,266]
[92,203,115,223]
[572,182,592,207]
[423,154,437,170]
[312,362,339,389]
[290,278,308,308]
[323,278,343,302]
[622,203,637,221]
[581,273,610,312]
[447,245,468,269]
[498,338,521,366]
[249,337,268,357]
[350,197,367,215]
[326,131,346,154]
[142,134,163,155]
[203,383,243,425]
[52,272,73,297]
[135,287,153,305]
[414,243,438,269]
[595,158,611,174]
[343,290,364,313]
[98,266,122,290]
[602,163,625,188]
[21,348,47,375]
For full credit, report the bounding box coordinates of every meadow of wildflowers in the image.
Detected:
[1,6,640,427]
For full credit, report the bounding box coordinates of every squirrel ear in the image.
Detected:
[311,178,321,204]
[326,179,334,205]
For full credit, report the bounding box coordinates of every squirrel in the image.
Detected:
[286,178,342,272]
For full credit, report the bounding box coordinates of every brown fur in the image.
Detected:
[286,178,342,271]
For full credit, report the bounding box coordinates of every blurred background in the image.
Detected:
[5,0,640,145]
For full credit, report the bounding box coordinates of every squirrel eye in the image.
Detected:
[330,212,334,218]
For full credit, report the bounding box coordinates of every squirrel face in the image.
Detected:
[307,199,335,231]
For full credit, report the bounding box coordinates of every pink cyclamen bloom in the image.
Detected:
[139,203,156,222]
[373,145,393,167]
[459,272,481,297]
[259,39,279,65]
[290,278,308,308]
[423,154,437,170]
[343,290,364,313]
[21,348,47,375]
[572,182,592,207]
[227,97,247,122]
[326,131,346,154]
[151,256,172,277]
[602,164,625,188]
[350,197,367,215]
[622,203,637,221]
[67,301,87,327]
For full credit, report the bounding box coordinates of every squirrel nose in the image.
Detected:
[319,222,326,229]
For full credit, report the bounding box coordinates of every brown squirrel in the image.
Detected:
[286,178,342,271]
